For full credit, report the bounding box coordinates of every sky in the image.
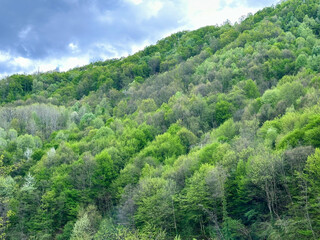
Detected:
[0,0,279,78]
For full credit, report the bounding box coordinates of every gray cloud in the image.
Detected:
[0,0,184,60]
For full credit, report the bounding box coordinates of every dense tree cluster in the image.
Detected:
[2,0,320,239]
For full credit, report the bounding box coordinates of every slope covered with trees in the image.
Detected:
[1,0,320,239]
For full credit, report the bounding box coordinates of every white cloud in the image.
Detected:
[125,0,144,5]
[92,43,126,59]
[10,56,33,68]
[0,72,10,79]
[68,42,80,54]
[0,51,11,62]
[180,0,265,30]
[27,56,89,73]
[28,56,91,73]
[145,1,163,18]
[57,57,89,71]
[130,39,151,54]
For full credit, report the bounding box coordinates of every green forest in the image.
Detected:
[1,0,320,239]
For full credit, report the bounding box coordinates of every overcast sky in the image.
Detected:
[0,0,279,78]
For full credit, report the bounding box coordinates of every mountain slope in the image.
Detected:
[1,0,320,239]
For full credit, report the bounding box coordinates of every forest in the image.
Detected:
[1,0,320,239]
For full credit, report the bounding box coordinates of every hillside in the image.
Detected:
[1,0,320,239]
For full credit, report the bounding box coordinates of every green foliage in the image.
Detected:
[177,128,198,151]
[244,79,260,99]
[215,100,233,125]
[17,134,36,152]
[261,88,280,107]
[93,150,116,189]
[140,131,185,163]
[303,148,320,237]
[95,219,167,240]
[213,119,238,142]
[3,1,320,239]
[178,164,214,234]
[80,113,96,129]
[133,178,176,231]
[70,205,101,240]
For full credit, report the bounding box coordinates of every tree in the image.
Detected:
[80,113,96,129]
[93,150,116,189]
[177,128,198,152]
[7,129,17,141]
[296,54,308,70]
[0,155,15,240]
[17,134,36,153]
[303,148,320,238]
[244,79,260,99]
[179,164,214,237]
[70,205,101,240]
[0,139,7,151]
[215,101,233,125]
[133,178,177,232]
[140,132,185,163]
[247,148,283,220]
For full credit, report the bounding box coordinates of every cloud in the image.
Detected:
[0,0,184,58]
[219,0,278,9]
[0,0,279,77]
[0,53,92,79]
[125,0,144,5]
[182,0,279,30]
[0,51,11,62]
[245,0,279,8]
